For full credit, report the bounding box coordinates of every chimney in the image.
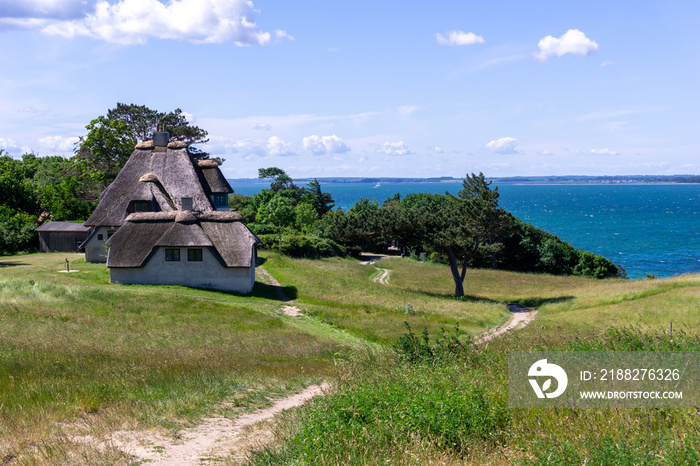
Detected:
[153,131,169,149]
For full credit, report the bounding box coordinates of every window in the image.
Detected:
[129,201,151,213]
[165,249,180,261]
[212,194,228,207]
[107,230,116,238]
[97,234,103,241]
[181,197,193,211]
[188,249,203,261]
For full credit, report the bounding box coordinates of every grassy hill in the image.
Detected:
[0,252,698,464]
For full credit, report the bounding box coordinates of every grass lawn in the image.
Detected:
[1,251,699,464]
[0,253,343,464]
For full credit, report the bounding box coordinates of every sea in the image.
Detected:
[228,180,700,280]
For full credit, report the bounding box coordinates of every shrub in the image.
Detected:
[257,234,346,258]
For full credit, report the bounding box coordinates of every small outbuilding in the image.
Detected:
[105,210,259,294]
[36,222,91,253]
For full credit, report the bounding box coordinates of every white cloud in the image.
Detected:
[274,29,294,42]
[377,141,413,156]
[433,146,444,153]
[485,137,518,154]
[586,148,619,156]
[1,0,281,46]
[600,60,616,67]
[267,136,297,157]
[38,135,79,152]
[253,123,271,131]
[0,137,21,152]
[436,30,484,46]
[534,29,599,62]
[303,135,350,156]
[225,136,297,158]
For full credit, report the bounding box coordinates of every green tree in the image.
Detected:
[258,167,298,192]
[106,104,211,160]
[256,194,295,254]
[304,178,335,217]
[75,116,136,186]
[39,177,95,221]
[456,173,513,270]
[294,201,319,234]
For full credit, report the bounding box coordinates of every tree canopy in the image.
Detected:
[75,103,213,188]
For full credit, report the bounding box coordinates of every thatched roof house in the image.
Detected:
[81,136,233,262]
[106,211,260,294]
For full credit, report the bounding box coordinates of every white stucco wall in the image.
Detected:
[109,246,256,294]
[84,227,116,263]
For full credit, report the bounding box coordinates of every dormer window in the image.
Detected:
[181,198,193,211]
[212,194,228,208]
[129,201,152,213]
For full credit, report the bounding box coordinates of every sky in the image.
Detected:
[1,0,699,179]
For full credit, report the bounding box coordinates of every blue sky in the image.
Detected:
[1,0,698,178]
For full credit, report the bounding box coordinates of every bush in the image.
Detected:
[257,234,346,258]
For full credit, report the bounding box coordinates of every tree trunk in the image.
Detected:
[446,246,467,296]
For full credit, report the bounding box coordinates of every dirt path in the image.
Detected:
[474,303,538,344]
[102,263,534,465]
[372,268,391,285]
[359,257,537,341]
[256,265,304,317]
[109,383,329,465]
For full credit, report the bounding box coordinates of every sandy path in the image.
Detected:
[110,383,329,465]
[256,265,303,316]
[104,263,534,465]
[474,303,538,344]
[372,268,391,285]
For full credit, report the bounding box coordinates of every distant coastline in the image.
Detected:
[228,175,700,184]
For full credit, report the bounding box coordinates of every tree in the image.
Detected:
[76,104,214,186]
[74,116,136,186]
[106,103,210,159]
[258,167,298,192]
[39,177,95,221]
[423,198,478,296]
[304,178,335,216]
[456,173,513,270]
[256,194,295,254]
[294,201,319,234]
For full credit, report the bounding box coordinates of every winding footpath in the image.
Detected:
[105,260,537,464]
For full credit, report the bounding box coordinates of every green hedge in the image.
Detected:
[258,234,346,258]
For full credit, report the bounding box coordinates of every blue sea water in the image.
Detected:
[229,181,700,280]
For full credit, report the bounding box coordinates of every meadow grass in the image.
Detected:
[0,253,344,464]
[251,254,700,465]
[261,254,510,344]
[2,251,699,464]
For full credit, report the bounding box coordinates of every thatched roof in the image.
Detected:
[106,211,259,268]
[195,159,233,195]
[84,147,225,227]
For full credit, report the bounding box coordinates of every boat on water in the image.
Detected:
[374,183,381,188]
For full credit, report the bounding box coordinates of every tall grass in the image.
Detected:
[0,254,343,464]
[252,325,700,465]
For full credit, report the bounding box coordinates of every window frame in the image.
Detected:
[165,248,181,262]
[187,248,203,262]
[212,194,228,207]
[129,201,152,213]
